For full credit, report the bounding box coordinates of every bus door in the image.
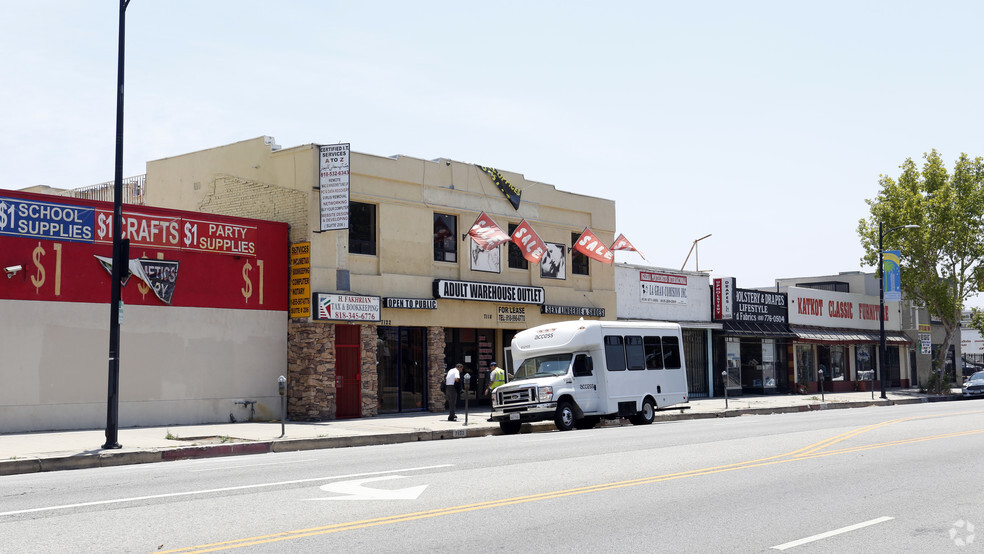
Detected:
[571,353,599,414]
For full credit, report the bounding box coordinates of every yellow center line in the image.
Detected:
[160,409,984,553]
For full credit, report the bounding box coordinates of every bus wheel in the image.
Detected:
[630,398,656,425]
[555,401,576,431]
[575,416,600,430]
[499,421,522,435]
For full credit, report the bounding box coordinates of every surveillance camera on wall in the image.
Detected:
[4,265,23,278]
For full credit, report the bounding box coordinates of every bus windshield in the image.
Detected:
[513,354,572,381]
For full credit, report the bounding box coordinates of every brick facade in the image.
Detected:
[200,174,309,244]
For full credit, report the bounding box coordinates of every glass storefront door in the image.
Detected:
[377,327,427,413]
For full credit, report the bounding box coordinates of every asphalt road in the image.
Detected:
[2,401,983,552]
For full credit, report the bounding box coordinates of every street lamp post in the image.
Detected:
[103,0,131,450]
[878,222,919,400]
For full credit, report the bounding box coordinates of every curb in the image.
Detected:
[0,396,957,477]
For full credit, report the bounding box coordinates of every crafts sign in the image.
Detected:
[0,190,288,311]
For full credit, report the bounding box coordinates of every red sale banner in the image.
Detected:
[574,228,614,264]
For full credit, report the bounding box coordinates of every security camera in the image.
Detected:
[446,160,451,166]
[4,265,23,278]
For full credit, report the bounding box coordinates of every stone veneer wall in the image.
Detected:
[287,321,381,420]
[287,321,334,420]
[360,324,379,417]
[427,326,447,412]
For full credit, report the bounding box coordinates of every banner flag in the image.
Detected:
[476,165,522,210]
[467,211,511,251]
[574,228,614,264]
[610,233,646,260]
[510,219,545,263]
[883,250,902,301]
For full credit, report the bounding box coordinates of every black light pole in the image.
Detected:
[878,222,919,401]
[103,0,131,450]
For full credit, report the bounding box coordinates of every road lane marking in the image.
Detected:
[0,465,452,517]
[771,516,894,550]
[313,476,428,500]
[160,412,984,552]
[189,458,321,472]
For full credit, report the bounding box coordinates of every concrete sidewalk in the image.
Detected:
[0,390,957,476]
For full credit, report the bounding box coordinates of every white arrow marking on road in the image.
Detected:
[314,475,428,501]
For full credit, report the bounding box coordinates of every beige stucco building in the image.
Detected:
[145,136,617,419]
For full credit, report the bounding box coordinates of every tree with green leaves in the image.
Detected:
[857,150,984,390]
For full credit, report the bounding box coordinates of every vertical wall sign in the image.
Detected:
[289,242,311,319]
[319,143,350,231]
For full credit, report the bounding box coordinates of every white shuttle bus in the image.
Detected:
[492,319,688,434]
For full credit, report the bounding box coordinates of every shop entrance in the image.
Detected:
[444,328,496,408]
[377,326,428,413]
[335,324,362,419]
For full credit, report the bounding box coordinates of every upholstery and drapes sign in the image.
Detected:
[476,166,522,210]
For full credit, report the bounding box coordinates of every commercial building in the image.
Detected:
[614,263,719,397]
[710,278,796,395]
[776,272,931,388]
[0,188,288,432]
[143,136,617,419]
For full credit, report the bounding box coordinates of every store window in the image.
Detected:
[508,223,528,270]
[816,345,847,385]
[856,345,874,381]
[434,213,457,262]
[376,327,427,413]
[349,202,376,255]
[571,232,589,275]
[795,344,815,385]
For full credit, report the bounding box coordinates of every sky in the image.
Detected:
[4,1,984,304]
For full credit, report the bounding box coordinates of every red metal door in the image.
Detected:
[335,325,362,419]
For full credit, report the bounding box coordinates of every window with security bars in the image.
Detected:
[434,213,457,262]
[349,202,376,255]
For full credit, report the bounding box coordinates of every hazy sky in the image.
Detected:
[4,1,984,303]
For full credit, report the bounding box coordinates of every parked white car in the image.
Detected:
[962,371,984,398]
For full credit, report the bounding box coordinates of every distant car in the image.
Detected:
[962,371,984,398]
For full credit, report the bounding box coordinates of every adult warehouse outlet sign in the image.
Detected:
[433,279,544,305]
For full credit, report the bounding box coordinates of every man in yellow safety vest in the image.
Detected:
[486,361,506,422]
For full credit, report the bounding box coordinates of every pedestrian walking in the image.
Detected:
[445,363,462,421]
[486,361,506,422]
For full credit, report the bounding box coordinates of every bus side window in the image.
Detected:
[573,354,593,377]
[625,336,645,370]
[644,336,663,369]
[604,335,626,371]
[662,336,682,369]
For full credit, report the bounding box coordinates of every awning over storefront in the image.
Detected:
[719,320,797,338]
[790,325,912,345]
